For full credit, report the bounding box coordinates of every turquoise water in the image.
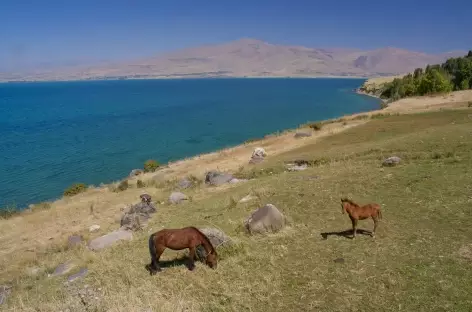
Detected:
[0,78,379,209]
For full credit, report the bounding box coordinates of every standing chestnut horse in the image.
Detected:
[341,198,382,238]
[145,227,217,275]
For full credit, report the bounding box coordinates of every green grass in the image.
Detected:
[3,109,472,311]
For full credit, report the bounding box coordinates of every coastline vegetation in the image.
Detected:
[144,159,160,172]
[63,182,87,196]
[363,51,472,102]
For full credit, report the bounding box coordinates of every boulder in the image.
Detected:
[120,211,151,231]
[252,147,267,158]
[51,261,76,277]
[196,228,233,260]
[129,169,143,177]
[382,156,401,167]
[294,131,312,138]
[286,163,308,171]
[178,178,193,189]
[140,193,152,204]
[244,204,286,234]
[67,235,83,248]
[88,229,133,251]
[129,201,157,214]
[169,192,188,204]
[0,285,12,305]
[89,225,100,233]
[205,171,234,186]
[66,268,88,283]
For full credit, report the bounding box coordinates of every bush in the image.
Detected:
[137,179,145,188]
[308,122,323,131]
[116,180,129,192]
[144,159,160,173]
[380,102,388,109]
[468,101,472,107]
[64,183,87,196]
[0,206,19,219]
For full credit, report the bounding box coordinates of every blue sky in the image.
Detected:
[0,0,470,70]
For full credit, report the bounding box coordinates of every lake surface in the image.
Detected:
[0,78,379,209]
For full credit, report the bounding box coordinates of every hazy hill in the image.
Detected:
[0,39,465,82]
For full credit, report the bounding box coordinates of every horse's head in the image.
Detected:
[206,251,218,269]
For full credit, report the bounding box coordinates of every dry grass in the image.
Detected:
[1,93,472,311]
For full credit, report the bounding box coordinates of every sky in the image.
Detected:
[0,0,471,71]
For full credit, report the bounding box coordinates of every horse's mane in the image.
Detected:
[341,198,359,207]
[190,227,216,254]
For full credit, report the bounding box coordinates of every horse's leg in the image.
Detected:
[351,217,358,238]
[372,215,378,238]
[188,246,197,271]
[152,245,165,273]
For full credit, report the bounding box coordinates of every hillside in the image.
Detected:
[0,39,465,82]
[1,92,472,311]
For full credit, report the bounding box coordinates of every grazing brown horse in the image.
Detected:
[145,227,217,275]
[341,198,382,238]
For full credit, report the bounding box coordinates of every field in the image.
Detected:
[1,98,472,311]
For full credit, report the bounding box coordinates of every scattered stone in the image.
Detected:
[228,178,248,184]
[88,229,133,251]
[205,171,234,186]
[286,163,308,171]
[66,268,88,283]
[89,225,100,233]
[140,193,152,204]
[178,178,193,189]
[382,156,401,167]
[67,235,83,248]
[294,131,312,138]
[169,192,188,204]
[51,261,76,277]
[249,155,265,164]
[129,169,144,177]
[252,147,267,158]
[196,228,233,260]
[129,201,157,214]
[333,258,345,264]
[0,285,12,305]
[244,204,286,235]
[239,195,257,203]
[120,211,151,231]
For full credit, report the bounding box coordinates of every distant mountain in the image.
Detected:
[0,39,466,82]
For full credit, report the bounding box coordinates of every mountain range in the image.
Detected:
[0,39,466,82]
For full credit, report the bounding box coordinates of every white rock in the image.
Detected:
[89,225,101,233]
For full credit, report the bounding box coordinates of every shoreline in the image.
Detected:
[1,85,382,212]
[355,89,387,103]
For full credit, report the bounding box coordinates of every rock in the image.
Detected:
[196,228,233,260]
[286,163,308,171]
[0,285,12,305]
[294,131,312,138]
[129,169,143,177]
[89,225,100,233]
[382,156,401,167]
[228,178,248,184]
[120,211,151,231]
[252,147,267,158]
[139,194,152,204]
[129,201,157,214]
[333,258,345,264]
[244,204,286,235]
[88,229,133,251]
[239,195,257,203]
[51,261,76,277]
[66,268,88,283]
[67,235,83,248]
[178,178,193,189]
[249,155,265,164]
[169,192,188,204]
[205,171,234,186]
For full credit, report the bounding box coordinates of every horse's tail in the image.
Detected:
[148,233,157,264]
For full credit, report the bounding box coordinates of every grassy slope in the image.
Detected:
[2,106,472,311]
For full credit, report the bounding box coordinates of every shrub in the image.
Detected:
[64,183,87,196]
[468,101,472,107]
[0,206,19,219]
[308,122,323,131]
[144,159,160,173]
[116,180,129,192]
[380,102,388,109]
[137,179,145,188]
